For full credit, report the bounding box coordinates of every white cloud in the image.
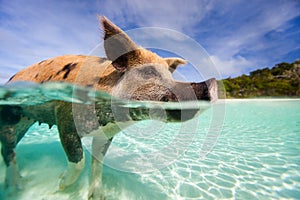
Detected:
[97,0,300,80]
[200,0,300,77]
[210,55,253,78]
[0,0,100,82]
[0,77,9,85]
[0,0,299,85]
[98,0,213,33]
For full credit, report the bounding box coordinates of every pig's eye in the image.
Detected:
[138,66,161,79]
[160,96,169,102]
[145,68,158,76]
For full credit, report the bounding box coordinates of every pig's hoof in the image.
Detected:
[88,190,106,200]
[88,182,106,200]
[5,181,22,194]
[59,171,76,190]
[5,163,22,192]
[59,158,85,190]
[4,177,22,197]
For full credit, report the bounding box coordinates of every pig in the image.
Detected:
[0,16,217,199]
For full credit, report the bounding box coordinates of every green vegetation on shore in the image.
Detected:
[219,60,300,98]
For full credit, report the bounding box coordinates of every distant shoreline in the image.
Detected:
[220,61,300,98]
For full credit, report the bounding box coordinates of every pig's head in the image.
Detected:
[100,16,217,121]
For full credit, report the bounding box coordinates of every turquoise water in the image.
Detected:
[102,100,300,199]
[0,83,299,199]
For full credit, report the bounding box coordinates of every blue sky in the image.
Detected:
[0,0,299,84]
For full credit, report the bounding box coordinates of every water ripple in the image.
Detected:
[1,100,299,199]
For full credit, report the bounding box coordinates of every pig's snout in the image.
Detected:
[191,78,218,102]
[166,78,218,102]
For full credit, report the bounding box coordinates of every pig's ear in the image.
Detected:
[164,58,187,73]
[100,16,138,72]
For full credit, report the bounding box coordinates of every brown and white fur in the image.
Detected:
[0,16,217,199]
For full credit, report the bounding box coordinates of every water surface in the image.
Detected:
[0,82,299,199]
